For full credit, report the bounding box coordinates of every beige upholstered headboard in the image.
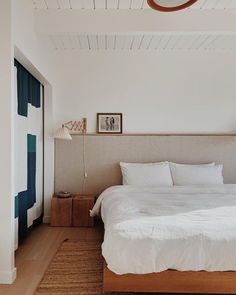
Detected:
[55,135,236,194]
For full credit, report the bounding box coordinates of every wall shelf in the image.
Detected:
[69,133,236,137]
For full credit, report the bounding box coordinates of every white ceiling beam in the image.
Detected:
[35,9,236,34]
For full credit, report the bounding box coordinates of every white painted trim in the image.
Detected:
[0,0,16,284]
[43,85,54,222]
[0,268,17,284]
[43,215,51,224]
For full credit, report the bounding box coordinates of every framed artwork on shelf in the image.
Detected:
[97,113,123,134]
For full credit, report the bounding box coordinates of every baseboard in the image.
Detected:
[0,267,17,284]
[43,215,50,224]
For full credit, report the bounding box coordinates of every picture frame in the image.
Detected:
[97,113,123,134]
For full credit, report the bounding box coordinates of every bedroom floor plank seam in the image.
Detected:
[0,224,103,295]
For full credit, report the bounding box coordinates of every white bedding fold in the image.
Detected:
[91,185,236,275]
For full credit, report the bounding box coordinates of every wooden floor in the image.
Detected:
[0,223,103,295]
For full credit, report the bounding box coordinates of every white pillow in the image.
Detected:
[120,162,173,186]
[170,162,215,167]
[171,164,224,185]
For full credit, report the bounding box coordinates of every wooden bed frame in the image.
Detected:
[103,264,236,294]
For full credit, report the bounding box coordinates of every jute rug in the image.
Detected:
[34,239,179,295]
[35,240,103,295]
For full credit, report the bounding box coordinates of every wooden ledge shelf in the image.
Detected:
[68,133,236,137]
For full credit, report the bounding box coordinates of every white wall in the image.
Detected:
[0,0,55,283]
[12,0,54,85]
[0,0,16,284]
[53,50,236,133]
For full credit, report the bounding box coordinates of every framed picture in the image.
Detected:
[97,113,123,134]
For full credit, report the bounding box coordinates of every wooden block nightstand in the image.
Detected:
[72,195,96,227]
[51,195,73,227]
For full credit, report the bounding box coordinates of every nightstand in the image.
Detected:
[51,195,73,227]
[72,195,96,227]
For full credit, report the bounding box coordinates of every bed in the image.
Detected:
[91,184,236,293]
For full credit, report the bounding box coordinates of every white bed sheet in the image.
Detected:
[91,185,236,275]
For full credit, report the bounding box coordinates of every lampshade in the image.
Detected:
[147,0,198,12]
[54,126,72,140]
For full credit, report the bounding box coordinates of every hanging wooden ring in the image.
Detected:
[147,0,198,12]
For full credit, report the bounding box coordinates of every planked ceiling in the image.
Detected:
[34,1,236,51]
[50,33,236,50]
[33,0,236,10]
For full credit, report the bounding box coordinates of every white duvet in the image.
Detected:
[91,185,236,275]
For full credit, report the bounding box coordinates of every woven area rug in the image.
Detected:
[34,239,175,295]
[35,240,103,295]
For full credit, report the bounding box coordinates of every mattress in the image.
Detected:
[91,185,236,275]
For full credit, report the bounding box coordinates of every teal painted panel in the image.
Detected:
[16,134,37,241]
[27,134,36,153]
[14,59,41,117]
[18,190,28,241]
[27,134,36,209]
[15,195,19,218]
